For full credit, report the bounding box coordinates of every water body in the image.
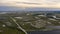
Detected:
[46,26,60,29]
[28,26,60,34]
[28,30,60,34]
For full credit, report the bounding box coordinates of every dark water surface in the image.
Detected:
[28,30,60,34]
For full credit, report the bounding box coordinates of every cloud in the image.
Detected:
[16,2,42,5]
[0,0,60,8]
[46,0,60,3]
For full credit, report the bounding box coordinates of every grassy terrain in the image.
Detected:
[0,12,60,34]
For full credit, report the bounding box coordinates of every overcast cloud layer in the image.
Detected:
[0,0,60,8]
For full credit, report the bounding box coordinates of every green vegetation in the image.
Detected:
[0,12,60,34]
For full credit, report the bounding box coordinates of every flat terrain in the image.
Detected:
[0,11,60,34]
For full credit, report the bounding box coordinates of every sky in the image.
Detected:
[0,0,60,8]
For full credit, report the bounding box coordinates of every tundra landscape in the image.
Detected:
[0,11,60,34]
